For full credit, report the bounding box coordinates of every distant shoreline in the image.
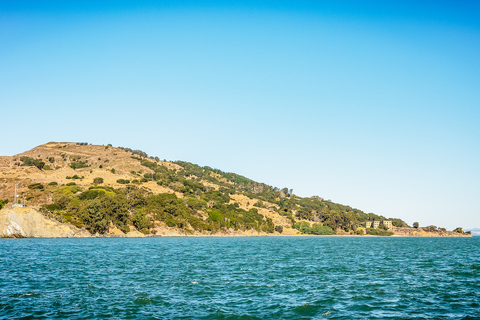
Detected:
[1,234,473,239]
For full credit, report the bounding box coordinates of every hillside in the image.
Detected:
[0,142,470,237]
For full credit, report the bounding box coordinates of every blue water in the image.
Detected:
[1,237,479,319]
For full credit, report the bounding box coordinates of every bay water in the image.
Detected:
[1,237,479,319]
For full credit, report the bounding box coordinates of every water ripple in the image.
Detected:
[0,237,479,319]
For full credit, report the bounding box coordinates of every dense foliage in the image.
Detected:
[293,221,335,235]
[44,182,275,235]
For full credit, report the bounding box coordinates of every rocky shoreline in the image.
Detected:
[1,207,472,238]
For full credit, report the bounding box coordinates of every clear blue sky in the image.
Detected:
[1,0,479,230]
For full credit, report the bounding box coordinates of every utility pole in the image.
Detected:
[13,182,21,207]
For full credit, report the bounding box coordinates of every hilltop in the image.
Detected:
[0,142,470,237]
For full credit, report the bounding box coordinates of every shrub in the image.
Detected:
[35,161,45,170]
[78,189,108,200]
[310,224,335,235]
[0,199,8,210]
[28,183,44,190]
[43,204,62,211]
[66,175,82,180]
[20,157,45,170]
[355,228,365,235]
[70,161,89,170]
[66,182,77,186]
[208,210,223,222]
[111,168,115,174]
[275,225,283,233]
[48,182,58,186]
[116,179,130,184]
[19,156,36,166]
[366,228,393,236]
[294,221,334,235]
[93,177,104,184]
[294,221,311,233]
[254,200,264,208]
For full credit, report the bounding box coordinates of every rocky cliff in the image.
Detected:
[0,206,90,238]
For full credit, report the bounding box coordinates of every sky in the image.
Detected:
[1,0,479,230]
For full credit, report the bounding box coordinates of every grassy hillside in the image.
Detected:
[0,142,407,236]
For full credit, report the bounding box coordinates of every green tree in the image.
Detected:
[310,224,335,235]
[133,209,151,234]
[379,223,389,231]
[80,199,108,234]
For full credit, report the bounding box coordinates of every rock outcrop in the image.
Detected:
[2,221,27,238]
[125,230,146,238]
[392,227,471,237]
[0,206,91,238]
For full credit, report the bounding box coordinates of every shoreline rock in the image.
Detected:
[0,206,91,238]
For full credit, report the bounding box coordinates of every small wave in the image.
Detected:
[209,310,262,320]
[9,293,41,298]
[294,303,321,316]
[134,297,154,305]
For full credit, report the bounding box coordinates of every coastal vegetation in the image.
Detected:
[1,142,443,237]
[42,185,275,235]
[38,154,405,236]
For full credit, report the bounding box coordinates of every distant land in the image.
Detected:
[0,142,471,238]
[466,228,480,236]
